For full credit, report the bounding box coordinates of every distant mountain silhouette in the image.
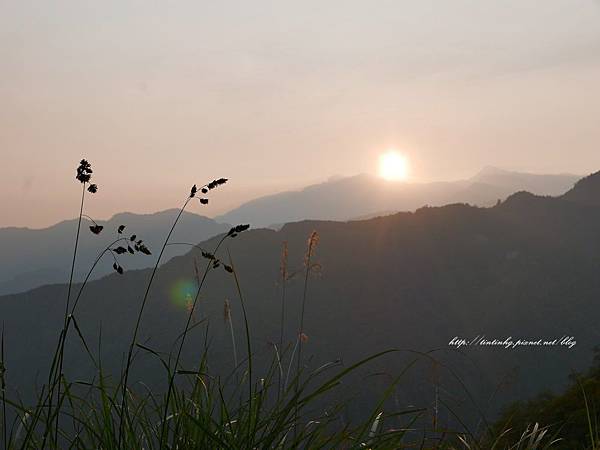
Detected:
[471,166,578,194]
[0,209,229,295]
[216,167,579,227]
[1,172,599,426]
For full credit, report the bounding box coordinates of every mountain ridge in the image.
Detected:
[216,167,581,227]
[561,169,600,206]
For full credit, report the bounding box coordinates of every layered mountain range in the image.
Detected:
[0,210,229,295]
[1,170,599,426]
[0,167,578,295]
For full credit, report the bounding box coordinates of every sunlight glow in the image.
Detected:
[378,151,409,181]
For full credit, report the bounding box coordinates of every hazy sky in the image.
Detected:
[1,0,600,227]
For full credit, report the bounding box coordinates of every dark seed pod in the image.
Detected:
[89,225,103,235]
[138,244,152,255]
[202,251,215,260]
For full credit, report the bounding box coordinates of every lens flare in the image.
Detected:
[169,279,198,310]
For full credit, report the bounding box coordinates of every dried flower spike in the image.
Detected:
[304,231,319,266]
[280,241,288,279]
[307,231,319,252]
[137,243,152,255]
[223,299,232,323]
[201,251,215,260]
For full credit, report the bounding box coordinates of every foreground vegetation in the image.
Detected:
[490,349,600,450]
[0,160,597,448]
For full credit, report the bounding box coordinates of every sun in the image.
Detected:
[378,151,409,181]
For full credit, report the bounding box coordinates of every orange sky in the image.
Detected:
[1,1,600,227]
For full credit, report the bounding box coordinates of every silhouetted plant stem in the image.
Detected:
[278,241,288,400]
[224,299,239,369]
[65,184,86,325]
[1,324,6,450]
[294,231,318,438]
[158,234,227,447]
[273,343,284,401]
[284,337,300,392]
[44,182,85,448]
[295,277,309,381]
[117,179,228,445]
[295,234,316,385]
[117,197,190,446]
[28,237,133,447]
[226,249,254,444]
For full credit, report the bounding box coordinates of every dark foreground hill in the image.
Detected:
[491,349,600,449]
[1,171,600,428]
[0,209,229,295]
